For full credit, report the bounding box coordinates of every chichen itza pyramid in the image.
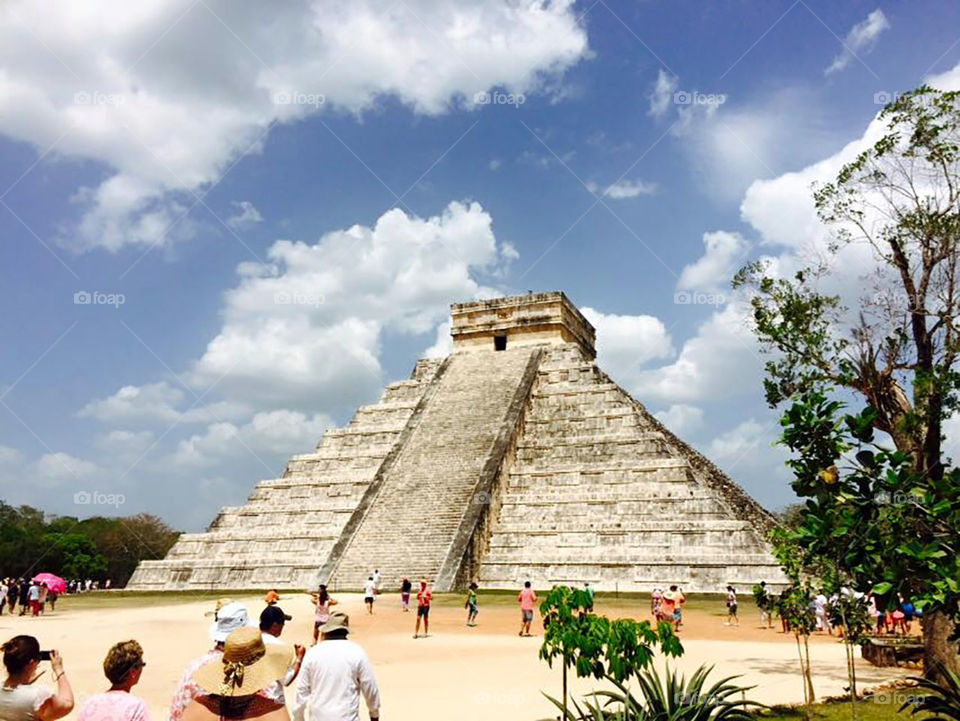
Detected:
[129,292,787,592]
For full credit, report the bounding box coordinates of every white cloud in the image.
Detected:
[78,381,249,426]
[677,231,749,293]
[633,302,760,403]
[171,410,333,469]
[424,322,454,359]
[0,0,588,251]
[654,404,704,436]
[33,452,99,481]
[226,201,263,230]
[581,308,674,391]
[648,69,677,118]
[586,179,658,199]
[0,445,23,467]
[189,200,510,409]
[825,9,890,75]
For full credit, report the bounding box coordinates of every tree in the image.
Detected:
[40,533,108,579]
[734,85,960,679]
[538,586,682,718]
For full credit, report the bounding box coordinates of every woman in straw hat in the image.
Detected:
[182,627,293,721]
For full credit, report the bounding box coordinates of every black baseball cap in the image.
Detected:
[259,605,292,627]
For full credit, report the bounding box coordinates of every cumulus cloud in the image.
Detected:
[654,404,704,436]
[0,0,588,251]
[188,200,510,410]
[78,381,249,426]
[171,410,333,469]
[33,452,100,481]
[586,179,658,199]
[677,231,749,293]
[226,201,263,230]
[825,9,890,75]
[581,308,673,391]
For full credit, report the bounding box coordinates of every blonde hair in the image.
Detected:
[103,640,144,685]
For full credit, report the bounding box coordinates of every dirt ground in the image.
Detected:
[0,592,910,720]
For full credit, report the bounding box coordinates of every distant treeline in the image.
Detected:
[0,501,180,587]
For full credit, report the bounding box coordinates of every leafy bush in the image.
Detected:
[902,671,960,721]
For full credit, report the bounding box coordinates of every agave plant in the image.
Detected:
[901,672,960,721]
[544,663,762,721]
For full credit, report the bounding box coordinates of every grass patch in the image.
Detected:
[762,693,928,721]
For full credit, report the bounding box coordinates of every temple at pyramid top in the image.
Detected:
[451,291,596,359]
[130,291,787,593]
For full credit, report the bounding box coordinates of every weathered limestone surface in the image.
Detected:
[130,292,787,592]
[477,344,787,592]
[127,359,444,590]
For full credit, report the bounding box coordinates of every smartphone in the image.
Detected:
[39,651,52,661]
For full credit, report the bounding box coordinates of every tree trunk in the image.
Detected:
[922,609,960,681]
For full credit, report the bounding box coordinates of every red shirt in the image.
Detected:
[417,588,432,607]
[518,588,537,611]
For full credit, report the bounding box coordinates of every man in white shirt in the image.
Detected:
[260,604,305,687]
[293,612,380,721]
[363,577,376,615]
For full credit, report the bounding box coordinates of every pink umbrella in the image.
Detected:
[31,573,66,594]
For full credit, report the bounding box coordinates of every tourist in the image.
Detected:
[76,640,150,721]
[264,589,280,606]
[311,586,337,645]
[169,601,264,721]
[650,586,664,621]
[45,590,56,614]
[414,580,432,639]
[26,582,40,618]
[813,591,829,633]
[724,586,739,626]
[0,580,6,615]
[259,605,305,688]
[183,627,290,721]
[6,581,17,616]
[584,582,595,612]
[400,578,412,612]
[465,582,479,627]
[363,577,375,615]
[900,597,916,634]
[0,635,74,721]
[518,581,537,637]
[17,580,29,617]
[293,612,380,721]
[754,581,773,629]
[663,585,685,630]
[372,569,381,595]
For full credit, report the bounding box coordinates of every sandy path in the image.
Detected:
[0,593,908,720]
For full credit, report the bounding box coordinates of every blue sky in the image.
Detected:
[2,0,959,531]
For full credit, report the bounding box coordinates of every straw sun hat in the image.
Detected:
[193,627,293,697]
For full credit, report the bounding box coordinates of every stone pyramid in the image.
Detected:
[129,292,787,592]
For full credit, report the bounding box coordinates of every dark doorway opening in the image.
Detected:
[494,335,507,351]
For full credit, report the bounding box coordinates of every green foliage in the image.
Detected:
[543,664,761,721]
[902,671,960,721]
[0,502,180,585]
[752,584,771,611]
[776,392,960,618]
[539,586,683,684]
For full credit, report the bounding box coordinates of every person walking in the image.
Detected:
[0,635,74,721]
[363,577,376,615]
[518,582,537,637]
[26,583,40,618]
[75,640,150,721]
[311,586,337,645]
[293,613,380,721]
[663,585,685,630]
[413,580,432,639]
[183,627,290,721]
[465,583,479,627]
[372,570,381,596]
[583,582,595,612]
[0,580,7,616]
[259,606,305,690]
[724,586,739,626]
[17,580,29,617]
[400,578,411,612]
[5,582,17,616]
